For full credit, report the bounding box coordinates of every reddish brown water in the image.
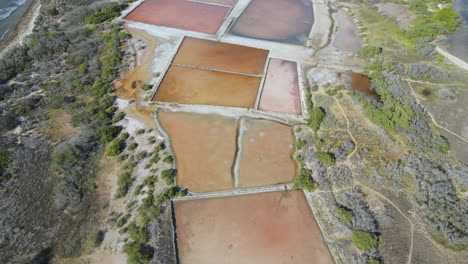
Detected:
[153,65,261,108]
[351,73,379,100]
[239,119,296,188]
[258,59,302,114]
[158,111,237,192]
[174,190,334,264]
[173,37,269,75]
[230,0,313,45]
[125,0,230,34]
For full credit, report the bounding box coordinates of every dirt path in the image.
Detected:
[406,80,468,144]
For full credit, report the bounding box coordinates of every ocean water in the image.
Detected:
[440,0,468,62]
[0,0,32,44]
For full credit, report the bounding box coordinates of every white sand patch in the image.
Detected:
[307,68,337,85]
[115,98,131,110]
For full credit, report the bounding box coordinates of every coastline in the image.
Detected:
[0,0,41,54]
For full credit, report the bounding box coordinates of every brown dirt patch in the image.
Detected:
[125,0,230,34]
[239,119,296,188]
[174,190,334,264]
[258,59,302,114]
[173,37,268,75]
[230,0,313,45]
[153,65,261,108]
[158,110,237,192]
[45,109,80,142]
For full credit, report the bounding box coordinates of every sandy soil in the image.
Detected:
[258,59,302,114]
[174,190,334,264]
[230,0,313,45]
[158,110,237,192]
[333,9,362,53]
[173,37,269,75]
[238,118,296,188]
[45,109,80,142]
[376,3,416,29]
[125,0,230,34]
[154,65,261,108]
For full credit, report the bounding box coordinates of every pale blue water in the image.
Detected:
[440,0,468,62]
[0,0,32,44]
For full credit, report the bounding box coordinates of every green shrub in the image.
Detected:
[316,152,336,167]
[47,7,59,16]
[124,242,152,264]
[0,150,11,179]
[147,136,156,144]
[143,175,158,188]
[86,230,104,248]
[116,172,133,198]
[358,46,382,58]
[128,143,138,151]
[155,187,186,206]
[161,169,176,186]
[112,112,125,123]
[294,168,316,191]
[337,207,353,225]
[368,258,382,264]
[154,142,165,152]
[99,125,122,143]
[149,154,160,164]
[142,84,152,91]
[163,155,173,164]
[85,4,128,24]
[135,151,147,161]
[116,214,129,228]
[295,139,305,150]
[307,107,325,132]
[107,140,124,156]
[127,223,149,244]
[433,7,459,31]
[352,230,379,251]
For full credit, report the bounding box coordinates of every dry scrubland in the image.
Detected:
[0,0,467,263]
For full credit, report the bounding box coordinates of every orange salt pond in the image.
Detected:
[173,37,269,75]
[174,190,334,264]
[154,65,261,108]
[230,0,314,45]
[258,59,302,115]
[125,0,230,34]
[158,110,237,192]
[238,118,296,188]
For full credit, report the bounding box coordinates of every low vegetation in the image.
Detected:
[294,168,316,191]
[352,230,379,251]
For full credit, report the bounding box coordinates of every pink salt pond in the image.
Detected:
[259,59,302,115]
[125,0,230,34]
